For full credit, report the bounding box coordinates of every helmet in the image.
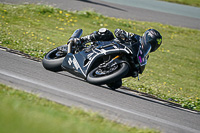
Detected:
[142,29,162,52]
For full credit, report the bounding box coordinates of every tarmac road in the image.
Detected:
[0,0,200,29]
[0,46,200,133]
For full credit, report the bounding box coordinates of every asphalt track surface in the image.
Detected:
[0,0,200,29]
[0,0,200,133]
[0,48,200,133]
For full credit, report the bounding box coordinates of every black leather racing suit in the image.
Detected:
[79,28,141,58]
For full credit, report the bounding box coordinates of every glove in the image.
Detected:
[68,38,82,46]
[114,29,122,38]
[114,29,129,41]
[73,38,82,45]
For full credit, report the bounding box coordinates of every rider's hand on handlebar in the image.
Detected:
[114,29,129,41]
[68,38,82,46]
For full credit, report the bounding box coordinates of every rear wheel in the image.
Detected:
[86,60,129,85]
[42,45,67,72]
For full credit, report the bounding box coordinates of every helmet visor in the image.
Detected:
[137,37,151,66]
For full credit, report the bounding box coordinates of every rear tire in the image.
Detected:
[86,61,129,85]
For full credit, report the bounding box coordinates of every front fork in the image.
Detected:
[67,40,73,54]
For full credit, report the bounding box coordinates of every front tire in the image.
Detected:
[86,61,129,85]
[42,45,67,72]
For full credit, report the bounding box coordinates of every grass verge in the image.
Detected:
[161,0,200,7]
[0,84,158,133]
[0,4,199,111]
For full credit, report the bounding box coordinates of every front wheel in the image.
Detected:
[86,61,129,85]
[42,45,67,72]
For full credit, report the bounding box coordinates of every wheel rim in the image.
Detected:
[94,63,119,77]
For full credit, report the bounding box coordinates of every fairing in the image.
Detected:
[62,41,131,78]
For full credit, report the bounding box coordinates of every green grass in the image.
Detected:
[0,4,199,111]
[0,84,158,133]
[161,0,200,7]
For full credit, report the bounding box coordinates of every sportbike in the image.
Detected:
[42,29,149,89]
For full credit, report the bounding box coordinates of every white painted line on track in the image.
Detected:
[0,69,199,133]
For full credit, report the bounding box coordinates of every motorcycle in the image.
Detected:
[42,29,149,89]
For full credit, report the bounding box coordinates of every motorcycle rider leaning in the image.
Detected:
[70,28,162,89]
[71,28,162,51]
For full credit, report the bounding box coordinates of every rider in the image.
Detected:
[71,28,162,53]
[70,28,162,88]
